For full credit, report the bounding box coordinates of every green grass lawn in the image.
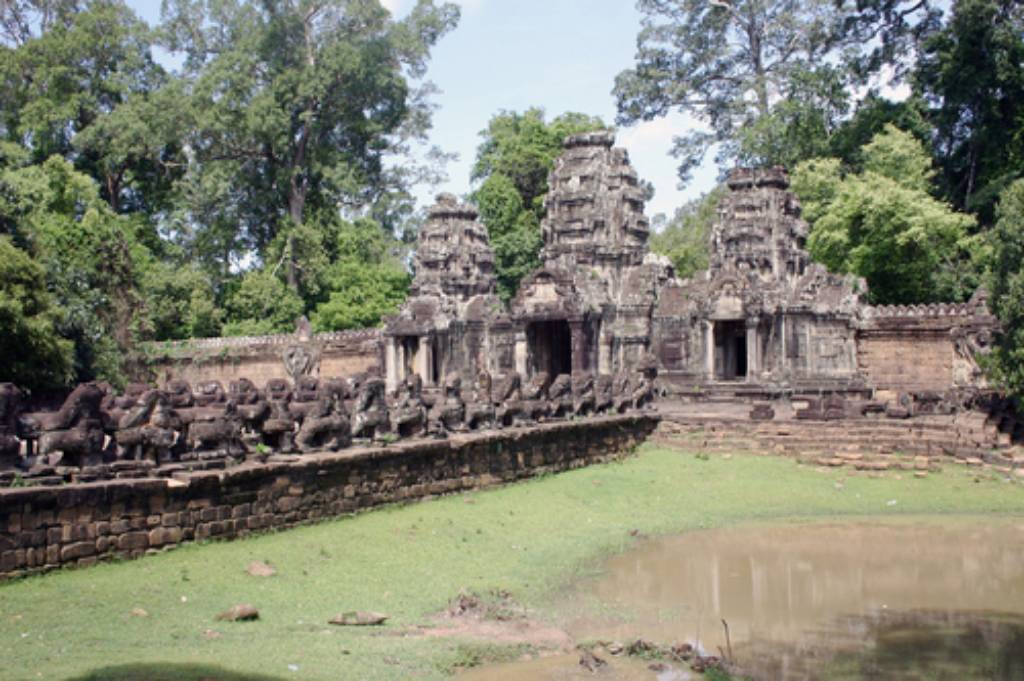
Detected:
[2,445,1022,681]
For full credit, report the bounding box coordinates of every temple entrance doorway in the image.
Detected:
[400,337,420,379]
[714,321,747,380]
[527,320,572,378]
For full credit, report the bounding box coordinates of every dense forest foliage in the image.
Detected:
[2,0,1023,399]
[1,0,458,390]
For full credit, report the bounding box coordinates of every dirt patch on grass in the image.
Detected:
[414,591,573,651]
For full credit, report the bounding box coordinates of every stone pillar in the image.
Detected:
[514,333,528,377]
[780,316,787,374]
[385,338,399,393]
[418,335,432,385]
[598,324,612,375]
[746,318,760,382]
[570,321,585,375]
[704,321,715,380]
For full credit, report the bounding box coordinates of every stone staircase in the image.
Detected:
[653,409,1024,474]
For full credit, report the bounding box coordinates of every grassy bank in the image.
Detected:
[2,445,1022,681]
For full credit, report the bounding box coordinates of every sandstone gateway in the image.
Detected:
[0,131,1013,579]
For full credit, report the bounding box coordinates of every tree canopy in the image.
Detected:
[793,125,977,305]
[0,0,456,390]
[914,0,1024,224]
[987,179,1024,402]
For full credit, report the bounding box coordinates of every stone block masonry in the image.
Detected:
[0,415,657,580]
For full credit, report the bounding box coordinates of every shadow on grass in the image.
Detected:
[64,662,288,681]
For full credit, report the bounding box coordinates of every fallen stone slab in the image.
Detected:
[328,611,388,626]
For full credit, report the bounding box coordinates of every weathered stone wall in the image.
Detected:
[653,408,1020,470]
[144,330,382,387]
[0,415,656,580]
[857,301,994,394]
[857,331,954,393]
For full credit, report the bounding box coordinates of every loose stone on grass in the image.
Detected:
[215,604,260,622]
[328,611,388,626]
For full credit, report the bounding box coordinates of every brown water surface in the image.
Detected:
[459,517,1024,681]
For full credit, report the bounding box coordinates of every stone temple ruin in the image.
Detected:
[384,133,999,409]
[386,131,673,394]
[652,167,865,392]
[0,130,1019,580]
[0,131,1008,489]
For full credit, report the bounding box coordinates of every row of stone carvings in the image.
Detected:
[0,367,657,485]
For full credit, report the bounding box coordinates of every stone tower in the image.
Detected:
[709,167,810,284]
[539,131,652,300]
[652,166,865,389]
[384,194,500,391]
[411,193,497,301]
[508,131,668,379]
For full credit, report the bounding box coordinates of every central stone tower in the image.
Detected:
[509,131,669,379]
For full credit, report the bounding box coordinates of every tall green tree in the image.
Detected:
[0,0,182,215]
[987,179,1024,402]
[613,0,851,182]
[792,125,978,305]
[471,108,605,300]
[311,217,410,331]
[825,94,932,174]
[161,0,459,288]
[914,0,1024,224]
[613,0,942,183]
[838,0,943,80]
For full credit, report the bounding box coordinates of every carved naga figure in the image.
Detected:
[521,372,552,423]
[261,379,297,452]
[572,372,596,417]
[547,374,574,419]
[296,380,351,452]
[431,373,466,435]
[352,375,390,441]
[390,374,427,438]
[24,383,107,468]
[465,370,495,430]
[630,358,658,411]
[186,400,245,458]
[166,380,195,409]
[0,383,24,471]
[594,375,614,414]
[115,390,183,464]
[612,371,633,414]
[193,380,226,408]
[493,372,523,427]
[184,381,243,458]
[229,378,270,437]
[289,376,322,424]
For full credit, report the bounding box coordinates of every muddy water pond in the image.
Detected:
[460,517,1024,680]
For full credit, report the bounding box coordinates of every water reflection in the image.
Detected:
[572,518,1024,653]
[461,518,1024,681]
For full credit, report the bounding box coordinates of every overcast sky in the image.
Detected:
[128,0,719,218]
